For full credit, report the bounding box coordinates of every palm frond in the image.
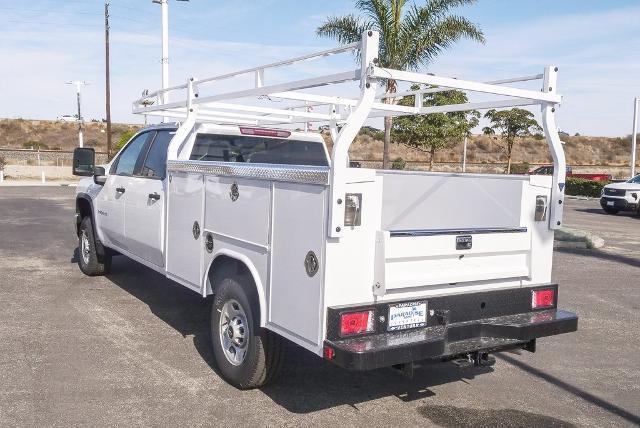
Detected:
[316,15,371,45]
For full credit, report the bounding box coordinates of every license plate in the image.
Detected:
[607,201,614,206]
[388,301,427,331]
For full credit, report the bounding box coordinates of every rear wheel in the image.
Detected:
[78,216,111,276]
[210,272,283,389]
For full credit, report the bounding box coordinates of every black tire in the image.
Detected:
[210,272,283,389]
[602,207,619,215]
[78,216,111,276]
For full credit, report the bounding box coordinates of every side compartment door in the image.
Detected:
[123,130,175,267]
[95,131,154,250]
[166,170,203,288]
[269,183,327,345]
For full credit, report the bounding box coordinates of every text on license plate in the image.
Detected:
[388,301,427,331]
[607,201,615,206]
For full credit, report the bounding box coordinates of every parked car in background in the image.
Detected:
[530,165,611,182]
[600,174,640,215]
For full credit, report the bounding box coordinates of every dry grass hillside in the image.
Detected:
[0,119,140,152]
[0,118,633,169]
[326,132,634,168]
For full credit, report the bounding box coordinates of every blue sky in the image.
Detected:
[0,0,638,136]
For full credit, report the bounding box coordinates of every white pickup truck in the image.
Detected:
[72,31,577,389]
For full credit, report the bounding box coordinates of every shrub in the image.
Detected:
[115,130,137,151]
[565,178,608,198]
[22,141,49,150]
[391,157,406,170]
[510,161,531,174]
[0,156,5,171]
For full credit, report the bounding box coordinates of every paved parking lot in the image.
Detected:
[0,187,638,427]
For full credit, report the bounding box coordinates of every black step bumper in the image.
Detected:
[323,285,578,371]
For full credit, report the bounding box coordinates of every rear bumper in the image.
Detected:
[323,285,578,370]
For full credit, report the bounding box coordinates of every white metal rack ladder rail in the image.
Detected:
[133,30,566,236]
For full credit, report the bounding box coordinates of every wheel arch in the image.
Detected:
[76,193,94,237]
[203,249,267,327]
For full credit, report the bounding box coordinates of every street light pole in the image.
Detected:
[153,0,188,122]
[632,97,639,178]
[66,81,89,148]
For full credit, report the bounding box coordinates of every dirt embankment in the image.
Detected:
[0,118,634,170]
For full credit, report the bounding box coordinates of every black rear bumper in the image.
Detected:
[323,285,578,371]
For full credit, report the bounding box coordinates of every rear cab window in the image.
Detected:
[189,133,329,167]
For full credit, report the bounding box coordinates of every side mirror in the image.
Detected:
[93,166,107,185]
[72,147,95,176]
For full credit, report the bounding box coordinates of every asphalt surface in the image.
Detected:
[563,197,640,256]
[0,187,638,427]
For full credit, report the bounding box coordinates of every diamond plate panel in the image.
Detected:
[167,160,329,185]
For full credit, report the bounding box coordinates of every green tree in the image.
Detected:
[115,130,136,152]
[482,108,542,174]
[317,0,484,169]
[393,85,479,170]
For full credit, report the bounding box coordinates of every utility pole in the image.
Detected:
[462,136,468,173]
[66,81,89,148]
[632,97,639,178]
[105,1,113,159]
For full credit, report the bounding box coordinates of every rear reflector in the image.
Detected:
[323,345,335,360]
[531,289,555,309]
[340,310,375,336]
[239,127,291,138]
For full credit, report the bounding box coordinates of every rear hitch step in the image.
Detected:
[391,362,416,378]
[451,352,496,369]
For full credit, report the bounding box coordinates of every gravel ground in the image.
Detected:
[0,187,638,427]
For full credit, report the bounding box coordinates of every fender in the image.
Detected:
[76,192,108,258]
[203,249,268,327]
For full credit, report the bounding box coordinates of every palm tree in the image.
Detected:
[317,0,484,168]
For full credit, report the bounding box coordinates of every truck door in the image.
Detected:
[95,131,154,250]
[122,130,174,267]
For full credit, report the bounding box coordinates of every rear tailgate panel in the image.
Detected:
[374,228,531,295]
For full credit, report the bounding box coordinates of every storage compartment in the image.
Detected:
[373,170,540,295]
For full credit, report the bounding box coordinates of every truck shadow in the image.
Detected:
[556,247,640,269]
[100,254,494,413]
[573,207,638,217]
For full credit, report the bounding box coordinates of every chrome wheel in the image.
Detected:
[219,299,249,366]
[81,230,91,265]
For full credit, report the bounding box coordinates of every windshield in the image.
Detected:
[627,175,640,184]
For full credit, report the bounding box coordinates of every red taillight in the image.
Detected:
[340,310,374,336]
[323,345,335,360]
[239,127,291,138]
[532,289,555,309]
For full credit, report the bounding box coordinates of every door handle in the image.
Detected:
[116,187,125,194]
[148,192,160,200]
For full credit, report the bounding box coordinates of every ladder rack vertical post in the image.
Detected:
[541,66,565,230]
[328,31,379,238]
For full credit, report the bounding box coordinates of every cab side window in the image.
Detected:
[141,130,174,179]
[112,132,154,176]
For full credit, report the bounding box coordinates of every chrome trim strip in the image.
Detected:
[167,160,329,185]
[390,227,528,237]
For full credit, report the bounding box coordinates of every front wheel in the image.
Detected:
[210,273,283,389]
[78,216,111,276]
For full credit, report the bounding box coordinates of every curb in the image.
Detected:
[554,227,605,249]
